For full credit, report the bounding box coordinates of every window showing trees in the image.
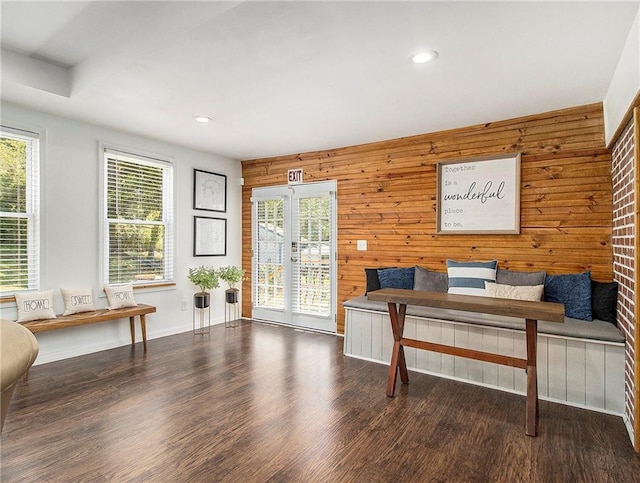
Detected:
[104,149,174,285]
[294,195,331,315]
[254,198,285,309]
[0,127,39,295]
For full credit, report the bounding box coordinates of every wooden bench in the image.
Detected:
[367,288,565,436]
[19,304,156,351]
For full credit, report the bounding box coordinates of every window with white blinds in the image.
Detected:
[103,148,174,286]
[0,127,40,296]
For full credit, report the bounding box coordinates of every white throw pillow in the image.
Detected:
[484,282,544,302]
[15,290,57,322]
[61,288,95,315]
[104,283,137,309]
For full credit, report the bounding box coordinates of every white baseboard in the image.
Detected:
[343,352,624,417]
[32,318,226,365]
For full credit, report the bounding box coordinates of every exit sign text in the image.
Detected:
[288,168,303,184]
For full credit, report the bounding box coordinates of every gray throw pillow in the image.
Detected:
[414,266,448,292]
[496,269,546,286]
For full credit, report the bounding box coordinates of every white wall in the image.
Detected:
[604,9,640,145]
[0,102,243,364]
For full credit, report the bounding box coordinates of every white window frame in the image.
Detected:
[0,126,40,296]
[101,145,175,287]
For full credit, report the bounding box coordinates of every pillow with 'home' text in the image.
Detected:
[104,283,137,310]
[15,290,57,323]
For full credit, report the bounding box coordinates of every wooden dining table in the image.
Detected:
[367,288,565,436]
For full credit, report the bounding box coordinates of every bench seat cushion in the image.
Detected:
[343,296,625,343]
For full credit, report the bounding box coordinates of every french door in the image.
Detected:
[252,181,337,333]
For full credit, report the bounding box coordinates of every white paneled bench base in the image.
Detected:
[343,296,625,416]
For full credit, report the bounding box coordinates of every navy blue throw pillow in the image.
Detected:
[544,272,592,321]
[377,267,415,290]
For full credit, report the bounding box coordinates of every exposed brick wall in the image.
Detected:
[611,117,636,441]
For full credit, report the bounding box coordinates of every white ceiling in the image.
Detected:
[1,1,638,161]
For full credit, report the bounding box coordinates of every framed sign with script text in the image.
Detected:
[436,153,521,234]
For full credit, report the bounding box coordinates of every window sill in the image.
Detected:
[1,282,177,305]
[133,281,176,291]
[97,281,176,299]
[0,295,16,305]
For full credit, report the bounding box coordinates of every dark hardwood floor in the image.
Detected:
[2,320,639,482]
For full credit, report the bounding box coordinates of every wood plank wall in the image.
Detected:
[241,103,613,334]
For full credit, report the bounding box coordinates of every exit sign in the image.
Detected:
[288,168,303,184]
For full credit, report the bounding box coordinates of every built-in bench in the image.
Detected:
[19,304,156,352]
[344,295,625,415]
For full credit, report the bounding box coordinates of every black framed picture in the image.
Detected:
[193,216,227,256]
[193,169,227,212]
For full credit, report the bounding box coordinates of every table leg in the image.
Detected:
[140,315,147,352]
[525,318,538,437]
[387,302,408,397]
[129,316,135,347]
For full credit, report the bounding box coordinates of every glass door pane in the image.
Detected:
[292,195,331,316]
[253,197,286,322]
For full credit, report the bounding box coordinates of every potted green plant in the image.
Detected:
[188,266,220,308]
[218,265,245,304]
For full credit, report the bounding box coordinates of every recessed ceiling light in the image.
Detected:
[411,50,438,64]
[193,116,213,123]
